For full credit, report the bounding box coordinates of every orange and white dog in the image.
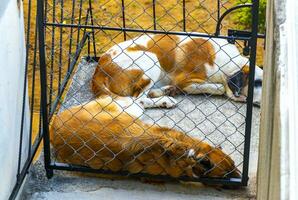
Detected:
[91,34,263,109]
[51,95,241,179]
[51,34,252,180]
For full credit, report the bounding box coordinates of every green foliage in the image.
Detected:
[234,0,266,33]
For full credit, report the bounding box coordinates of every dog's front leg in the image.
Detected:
[138,96,177,109]
[182,83,225,95]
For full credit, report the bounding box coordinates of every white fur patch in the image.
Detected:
[115,97,144,119]
[139,96,177,109]
[187,149,195,158]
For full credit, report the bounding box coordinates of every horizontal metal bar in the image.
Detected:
[45,22,251,41]
[9,132,44,200]
[228,29,265,40]
[50,162,243,186]
[256,34,266,39]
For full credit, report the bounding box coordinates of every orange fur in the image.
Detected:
[127,35,215,90]
[91,54,150,97]
[128,34,179,72]
[51,97,240,178]
[242,65,250,75]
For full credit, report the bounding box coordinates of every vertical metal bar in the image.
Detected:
[17,0,33,176]
[44,0,48,40]
[88,0,97,57]
[88,34,91,58]
[242,0,260,186]
[217,0,220,24]
[37,0,54,179]
[83,9,90,59]
[152,0,157,30]
[49,0,56,112]
[121,0,127,40]
[76,0,83,47]
[58,0,64,93]
[21,0,34,170]
[67,0,76,71]
[28,15,39,159]
[182,0,186,31]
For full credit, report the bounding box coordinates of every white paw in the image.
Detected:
[138,97,177,109]
[148,89,164,98]
[138,98,155,108]
[157,96,177,108]
[231,95,247,102]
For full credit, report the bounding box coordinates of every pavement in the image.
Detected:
[22,58,260,200]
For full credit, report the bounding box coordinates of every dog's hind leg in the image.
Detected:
[182,83,225,95]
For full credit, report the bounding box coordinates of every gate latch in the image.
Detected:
[227,29,252,56]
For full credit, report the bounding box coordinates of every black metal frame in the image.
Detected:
[40,0,260,187]
[9,1,264,199]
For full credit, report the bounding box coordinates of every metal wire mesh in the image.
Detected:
[40,0,262,186]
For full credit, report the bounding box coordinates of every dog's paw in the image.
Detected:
[148,89,163,98]
[232,95,247,102]
[163,85,179,96]
[157,96,177,108]
[138,98,154,108]
[139,97,177,109]
[235,95,246,103]
[148,85,179,98]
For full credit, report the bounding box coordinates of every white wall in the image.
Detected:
[0,0,30,199]
[257,0,298,199]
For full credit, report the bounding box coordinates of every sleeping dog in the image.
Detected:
[91,34,263,108]
[51,95,241,179]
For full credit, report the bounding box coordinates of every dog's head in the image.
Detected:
[91,54,151,97]
[188,145,241,179]
[227,65,263,106]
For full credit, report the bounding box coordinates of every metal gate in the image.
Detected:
[37,0,262,187]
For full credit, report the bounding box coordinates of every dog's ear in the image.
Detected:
[99,53,112,66]
[126,69,144,80]
[133,78,151,97]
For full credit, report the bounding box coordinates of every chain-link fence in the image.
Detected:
[37,0,263,187]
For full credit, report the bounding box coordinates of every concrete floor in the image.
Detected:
[23,58,260,199]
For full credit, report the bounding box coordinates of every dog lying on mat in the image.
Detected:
[91,34,263,108]
[51,96,241,179]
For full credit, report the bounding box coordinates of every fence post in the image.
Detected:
[37,0,54,178]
